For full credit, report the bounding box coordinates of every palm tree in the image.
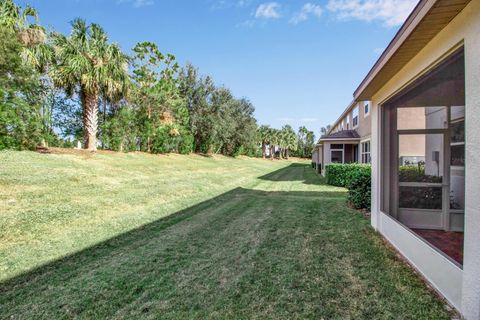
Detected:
[0,0,38,31]
[0,0,51,70]
[320,125,331,136]
[281,125,297,159]
[278,129,286,159]
[50,19,130,150]
[269,128,279,160]
[257,125,271,159]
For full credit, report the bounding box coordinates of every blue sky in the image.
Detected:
[26,0,418,137]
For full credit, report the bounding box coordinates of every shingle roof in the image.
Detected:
[320,130,360,141]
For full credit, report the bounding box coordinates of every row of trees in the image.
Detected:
[0,0,316,158]
[257,125,315,159]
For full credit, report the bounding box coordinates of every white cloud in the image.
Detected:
[327,0,418,27]
[278,117,295,122]
[290,3,323,25]
[118,0,154,8]
[278,117,319,123]
[210,0,251,10]
[255,2,282,19]
[300,117,319,123]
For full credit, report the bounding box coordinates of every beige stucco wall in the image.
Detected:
[357,102,372,139]
[369,1,480,317]
[331,101,372,140]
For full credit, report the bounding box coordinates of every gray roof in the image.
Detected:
[320,130,360,141]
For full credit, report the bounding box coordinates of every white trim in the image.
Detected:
[330,144,345,164]
[354,0,436,100]
[378,211,463,310]
[360,139,371,164]
[352,105,360,129]
[375,41,465,108]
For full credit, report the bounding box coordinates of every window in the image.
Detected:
[364,103,370,116]
[381,48,465,265]
[352,106,359,128]
[450,106,465,168]
[331,144,344,163]
[346,115,350,130]
[361,141,371,163]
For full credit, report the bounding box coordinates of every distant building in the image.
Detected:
[314,100,371,174]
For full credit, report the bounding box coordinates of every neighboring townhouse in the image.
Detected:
[315,1,479,318]
[314,100,372,174]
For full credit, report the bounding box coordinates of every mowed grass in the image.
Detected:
[0,150,451,319]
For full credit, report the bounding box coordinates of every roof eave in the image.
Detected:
[326,100,357,135]
[319,138,361,142]
[353,0,436,101]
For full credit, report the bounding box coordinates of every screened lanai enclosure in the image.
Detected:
[381,48,465,265]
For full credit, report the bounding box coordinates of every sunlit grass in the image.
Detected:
[0,150,300,280]
[0,150,451,319]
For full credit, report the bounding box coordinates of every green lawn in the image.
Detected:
[0,150,451,319]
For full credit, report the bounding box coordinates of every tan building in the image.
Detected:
[314,100,372,174]
[316,1,479,318]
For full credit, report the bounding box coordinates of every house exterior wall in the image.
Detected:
[312,146,323,172]
[323,143,332,167]
[319,101,372,168]
[369,1,480,317]
[357,102,372,138]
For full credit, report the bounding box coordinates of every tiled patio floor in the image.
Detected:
[413,229,464,265]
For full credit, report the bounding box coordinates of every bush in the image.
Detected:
[399,165,442,183]
[346,166,371,210]
[325,163,371,209]
[325,163,365,187]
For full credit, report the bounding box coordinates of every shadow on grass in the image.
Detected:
[258,163,333,186]
[0,185,347,318]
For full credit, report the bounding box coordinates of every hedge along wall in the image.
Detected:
[325,163,372,210]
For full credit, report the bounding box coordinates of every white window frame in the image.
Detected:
[352,106,359,129]
[361,139,371,164]
[330,144,344,164]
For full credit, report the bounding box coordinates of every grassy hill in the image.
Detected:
[0,150,451,319]
[0,149,305,281]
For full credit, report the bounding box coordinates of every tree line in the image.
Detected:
[0,0,316,158]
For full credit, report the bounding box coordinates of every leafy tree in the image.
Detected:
[100,104,137,152]
[0,1,259,157]
[130,41,189,153]
[50,19,130,150]
[293,126,315,158]
[178,64,256,156]
[178,64,216,153]
[0,22,43,149]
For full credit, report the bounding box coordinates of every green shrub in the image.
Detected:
[325,163,371,209]
[325,163,365,187]
[399,165,442,183]
[346,166,371,210]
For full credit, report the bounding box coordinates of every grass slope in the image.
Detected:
[0,150,450,318]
